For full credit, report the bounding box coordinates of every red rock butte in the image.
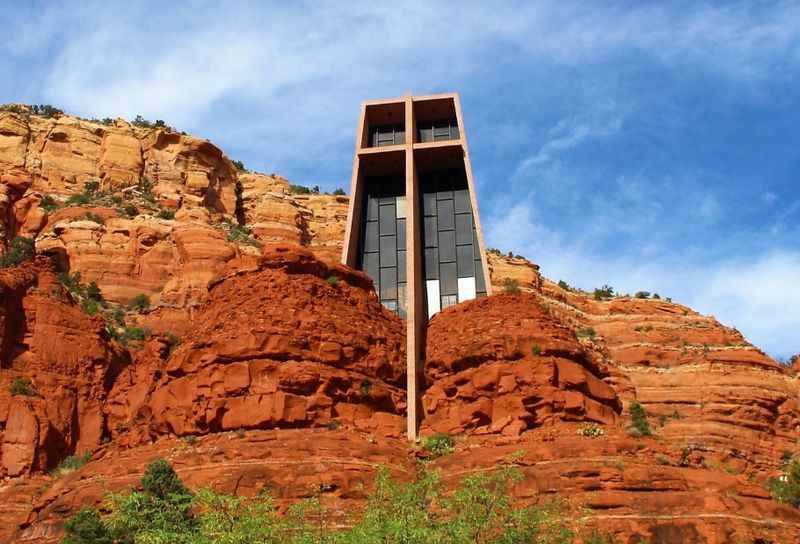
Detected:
[0,103,798,543]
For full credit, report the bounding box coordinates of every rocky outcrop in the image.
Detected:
[105,245,407,444]
[422,293,621,436]
[0,257,128,479]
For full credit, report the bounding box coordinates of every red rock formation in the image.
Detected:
[0,257,128,479]
[422,293,621,436]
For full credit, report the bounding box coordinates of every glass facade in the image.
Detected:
[369,124,405,147]
[418,119,459,143]
[358,175,407,317]
[420,168,486,318]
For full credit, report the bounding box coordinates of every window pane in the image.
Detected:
[396,196,407,219]
[420,125,433,142]
[423,192,437,216]
[438,230,456,262]
[379,204,396,235]
[397,283,407,319]
[424,216,438,247]
[379,235,396,267]
[454,189,470,214]
[457,277,476,303]
[450,124,460,139]
[397,250,406,282]
[364,221,379,252]
[366,195,379,221]
[455,213,472,245]
[437,199,455,230]
[380,268,397,300]
[363,252,379,286]
[397,218,406,249]
[441,294,458,310]
[426,280,441,318]
[475,262,486,292]
[425,248,439,279]
[382,300,398,311]
[395,129,405,145]
[457,245,475,277]
[440,262,458,295]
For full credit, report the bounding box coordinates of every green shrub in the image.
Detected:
[289,184,318,195]
[10,377,35,397]
[0,236,35,268]
[52,452,92,477]
[634,291,651,299]
[502,277,520,294]
[156,209,175,220]
[628,401,651,437]
[768,457,800,507]
[332,187,346,195]
[326,275,339,287]
[360,377,371,395]
[576,327,597,339]
[128,294,150,312]
[164,332,180,356]
[65,193,91,206]
[117,204,138,217]
[80,298,101,315]
[532,344,542,356]
[63,507,113,544]
[122,327,149,342]
[593,285,614,300]
[40,195,59,213]
[82,212,105,224]
[62,459,616,544]
[423,432,455,458]
[232,159,246,171]
[132,115,153,128]
[577,424,605,438]
[30,104,63,118]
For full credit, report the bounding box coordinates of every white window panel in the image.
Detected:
[426,280,441,318]
[457,276,476,303]
[396,196,407,219]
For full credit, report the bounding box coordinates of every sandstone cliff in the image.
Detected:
[0,106,798,544]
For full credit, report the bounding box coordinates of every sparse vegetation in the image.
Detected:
[332,187,346,195]
[10,377,36,397]
[557,279,576,292]
[593,285,614,300]
[577,424,605,438]
[62,458,614,544]
[532,344,542,356]
[576,327,597,339]
[231,159,246,171]
[0,236,35,268]
[655,454,670,466]
[156,208,175,220]
[52,452,92,477]
[217,218,260,247]
[634,291,651,299]
[502,277,520,294]
[164,332,181,356]
[326,275,339,287]
[628,401,652,437]
[360,377,371,395]
[289,184,320,195]
[1,103,63,118]
[423,432,455,458]
[40,195,59,213]
[82,212,105,224]
[768,457,800,507]
[116,203,138,217]
[128,293,151,312]
[131,115,171,130]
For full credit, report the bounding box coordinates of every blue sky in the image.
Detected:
[2,1,798,359]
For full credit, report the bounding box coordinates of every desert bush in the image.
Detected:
[156,208,175,220]
[532,344,542,356]
[0,236,35,268]
[593,285,614,300]
[768,457,800,508]
[10,377,35,397]
[333,187,346,195]
[64,458,611,543]
[576,327,596,339]
[577,424,605,438]
[40,195,59,213]
[423,432,455,458]
[634,291,650,299]
[232,159,246,171]
[82,212,105,224]
[502,277,520,294]
[52,452,92,477]
[128,294,150,312]
[326,275,339,287]
[628,401,652,437]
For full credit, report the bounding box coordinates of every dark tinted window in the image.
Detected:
[397,218,406,249]
[455,213,472,245]
[454,189,470,214]
[364,221,379,252]
[380,268,397,300]
[425,248,439,279]
[457,245,475,277]
[380,235,396,267]
[397,250,406,282]
[424,216,438,247]
[438,230,456,262]
[440,263,458,295]
[423,193,437,216]
[379,204,396,235]
[437,199,455,230]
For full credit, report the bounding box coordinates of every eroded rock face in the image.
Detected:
[106,245,407,444]
[423,293,621,436]
[0,257,128,478]
[0,109,348,323]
